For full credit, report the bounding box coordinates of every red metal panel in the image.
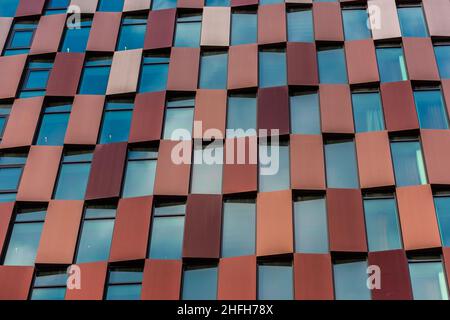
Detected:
[0,266,34,300]
[144,9,176,50]
[345,39,379,85]
[403,38,440,81]
[109,196,153,262]
[218,256,257,300]
[47,53,85,97]
[423,0,450,37]
[15,0,45,17]
[178,0,204,8]
[257,86,290,136]
[194,89,227,139]
[123,0,150,12]
[30,14,66,55]
[444,80,450,119]
[0,203,14,259]
[70,0,99,13]
[0,18,12,54]
[443,248,450,289]
[319,84,354,134]
[287,42,318,86]
[421,130,450,185]
[258,3,286,45]
[87,12,121,52]
[228,44,258,90]
[232,0,258,6]
[0,55,27,100]
[65,262,107,300]
[167,48,200,91]
[313,2,344,41]
[141,259,182,300]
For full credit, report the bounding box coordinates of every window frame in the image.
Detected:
[3,20,38,55]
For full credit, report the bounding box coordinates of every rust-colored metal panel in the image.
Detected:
[70,0,98,13]
[345,40,379,85]
[421,130,450,185]
[327,188,367,252]
[257,86,290,136]
[313,2,344,42]
[141,259,182,300]
[154,140,191,196]
[0,55,27,100]
[290,134,326,190]
[443,248,450,288]
[65,262,107,300]
[1,97,43,149]
[64,95,104,145]
[178,0,204,8]
[443,80,450,120]
[16,0,45,17]
[30,14,66,55]
[183,194,222,259]
[167,48,200,91]
[201,7,231,47]
[144,9,176,50]
[287,42,318,86]
[223,137,258,195]
[423,0,450,37]
[368,250,413,300]
[258,3,286,45]
[129,92,165,143]
[87,12,121,52]
[47,53,85,97]
[396,185,441,251]
[403,38,440,81]
[367,0,401,40]
[232,0,258,6]
[106,49,142,95]
[319,84,354,134]
[35,200,83,264]
[0,203,14,259]
[0,18,12,54]
[218,256,257,300]
[228,44,258,90]
[355,131,395,189]
[194,90,227,139]
[380,81,418,132]
[294,254,334,300]
[123,0,151,12]
[109,196,153,262]
[85,142,128,200]
[257,190,293,257]
[0,266,34,300]
[17,146,63,202]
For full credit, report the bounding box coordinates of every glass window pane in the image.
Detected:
[36,113,70,146]
[287,10,313,42]
[352,92,385,132]
[76,219,115,263]
[206,0,230,5]
[10,30,34,48]
[199,52,228,89]
[376,47,408,83]
[106,285,142,300]
[435,45,450,79]
[24,70,50,90]
[391,141,427,187]
[0,167,22,190]
[259,143,290,192]
[174,19,201,47]
[259,50,287,88]
[258,264,293,300]
[414,90,449,130]
[98,0,124,11]
[290,93,321,134]
[334,261,371,300]
[318,48,348,84]
[149,216,184,259]
[325,140,359,189]
[139,63,169,93]
[226,96,257,138]
[123,160,157,197]
[433,196,450,247]
[4,222,43,266]
[152,0,177,10]
[117,23,146,51]
[99,110,132,144]
[163,108,194,140]
[61,25,91,53]
[191,144,223,194]
[182,267,218,300]
[231,12,257,45]
[398,7,428,37]
[364,198,402,252]
[31,288,66,300]
[79,66,111,95]
[409,262,449,300]
[54,163,91,200]
[342,9,371,40]
[0,0,19,17]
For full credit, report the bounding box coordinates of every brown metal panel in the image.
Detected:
[46,53,85,97]
[144,9,176,50]
[16,146,63,202]
[141,259,182,300]
[35,200,83,264]
[257,190,293,257]
[0,55,27,100]
[64,95,104,145]
[258,3,286,45]
[257,86,290,136]
[201,7,231,47]
[129,92,165,143]
[65,262,107,300]
[403,38,440,81]
[154,140,191,196]
[228,44,258,90]
[380,81,418,132]
[313,2,344,42]
[30,14,66,55]
[86,12,121,52]
[327,188,367,252]
[178,0,204,8]
[368,250,413,300]
[287,42,318,86]
[0,203,14,259]
[232,0,258,6]
[290,134,326,190]
[167,47,200,91]
[294,253,334,300]
[423,0,450,37]
[345,39,379,85]
[15,0,45,17]
[444,80,450,118]
[319,84,354,134]
[194,89,227,139]
[123,0,151,12]
[367,0,401,40]
[218,256,257,300]
[1,97,43,149]
[0,266,34,300]
[0,18,12,54]
[355,131,395,189]
[109,196,153,262]
[106,49,142,95]
[421,130,450,185]
[70,0,99,13]
[396,185,441,251]
[183,194,222,259]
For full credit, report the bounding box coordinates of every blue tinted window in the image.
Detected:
[106,268,142,300]
[0,0,19,17]
[376,47,408,83]
[44,0,69,15]
[138,56,169,93]
[0,104,11,139]
[97,0,124,12]
[79,57,112,95]
[290,93,321,134]
[231,11,257,45]
[117,16,147,51]
[287,9,314,42]
[174,14,202,48]
[433,196,450,247]
[182,267,218,300]
[334,260,371,300]
[398,7,428,37]
[258,264,293,300]
[414,89,448,129]
[36,103,71,146]
[342,9,371,41]
[191,143,223,194]
[31,270,67,300]
[163,97,195,140]
[4,21,37,56]
[390,140,427,187]
[259,49,286,88]
[61,19,92,52]
[435,45,450,79]
[152,0,177,10]
[0,153,26,197]
[199,51,228,89]
[352,92,385,132]
[222,201,256,258]
[294,197,328,253]
[123,149,157,198]
[318,47,348,84]
[259,142,290,192]
[325,140,359,189]
[99,101,133,144]
[205,0,230,5]
[364,198,402,252]
[19,60,53,98]
[409,261,449,300]
[54,151,92,200]
[227,95,257,138]
[259,0,284,4]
